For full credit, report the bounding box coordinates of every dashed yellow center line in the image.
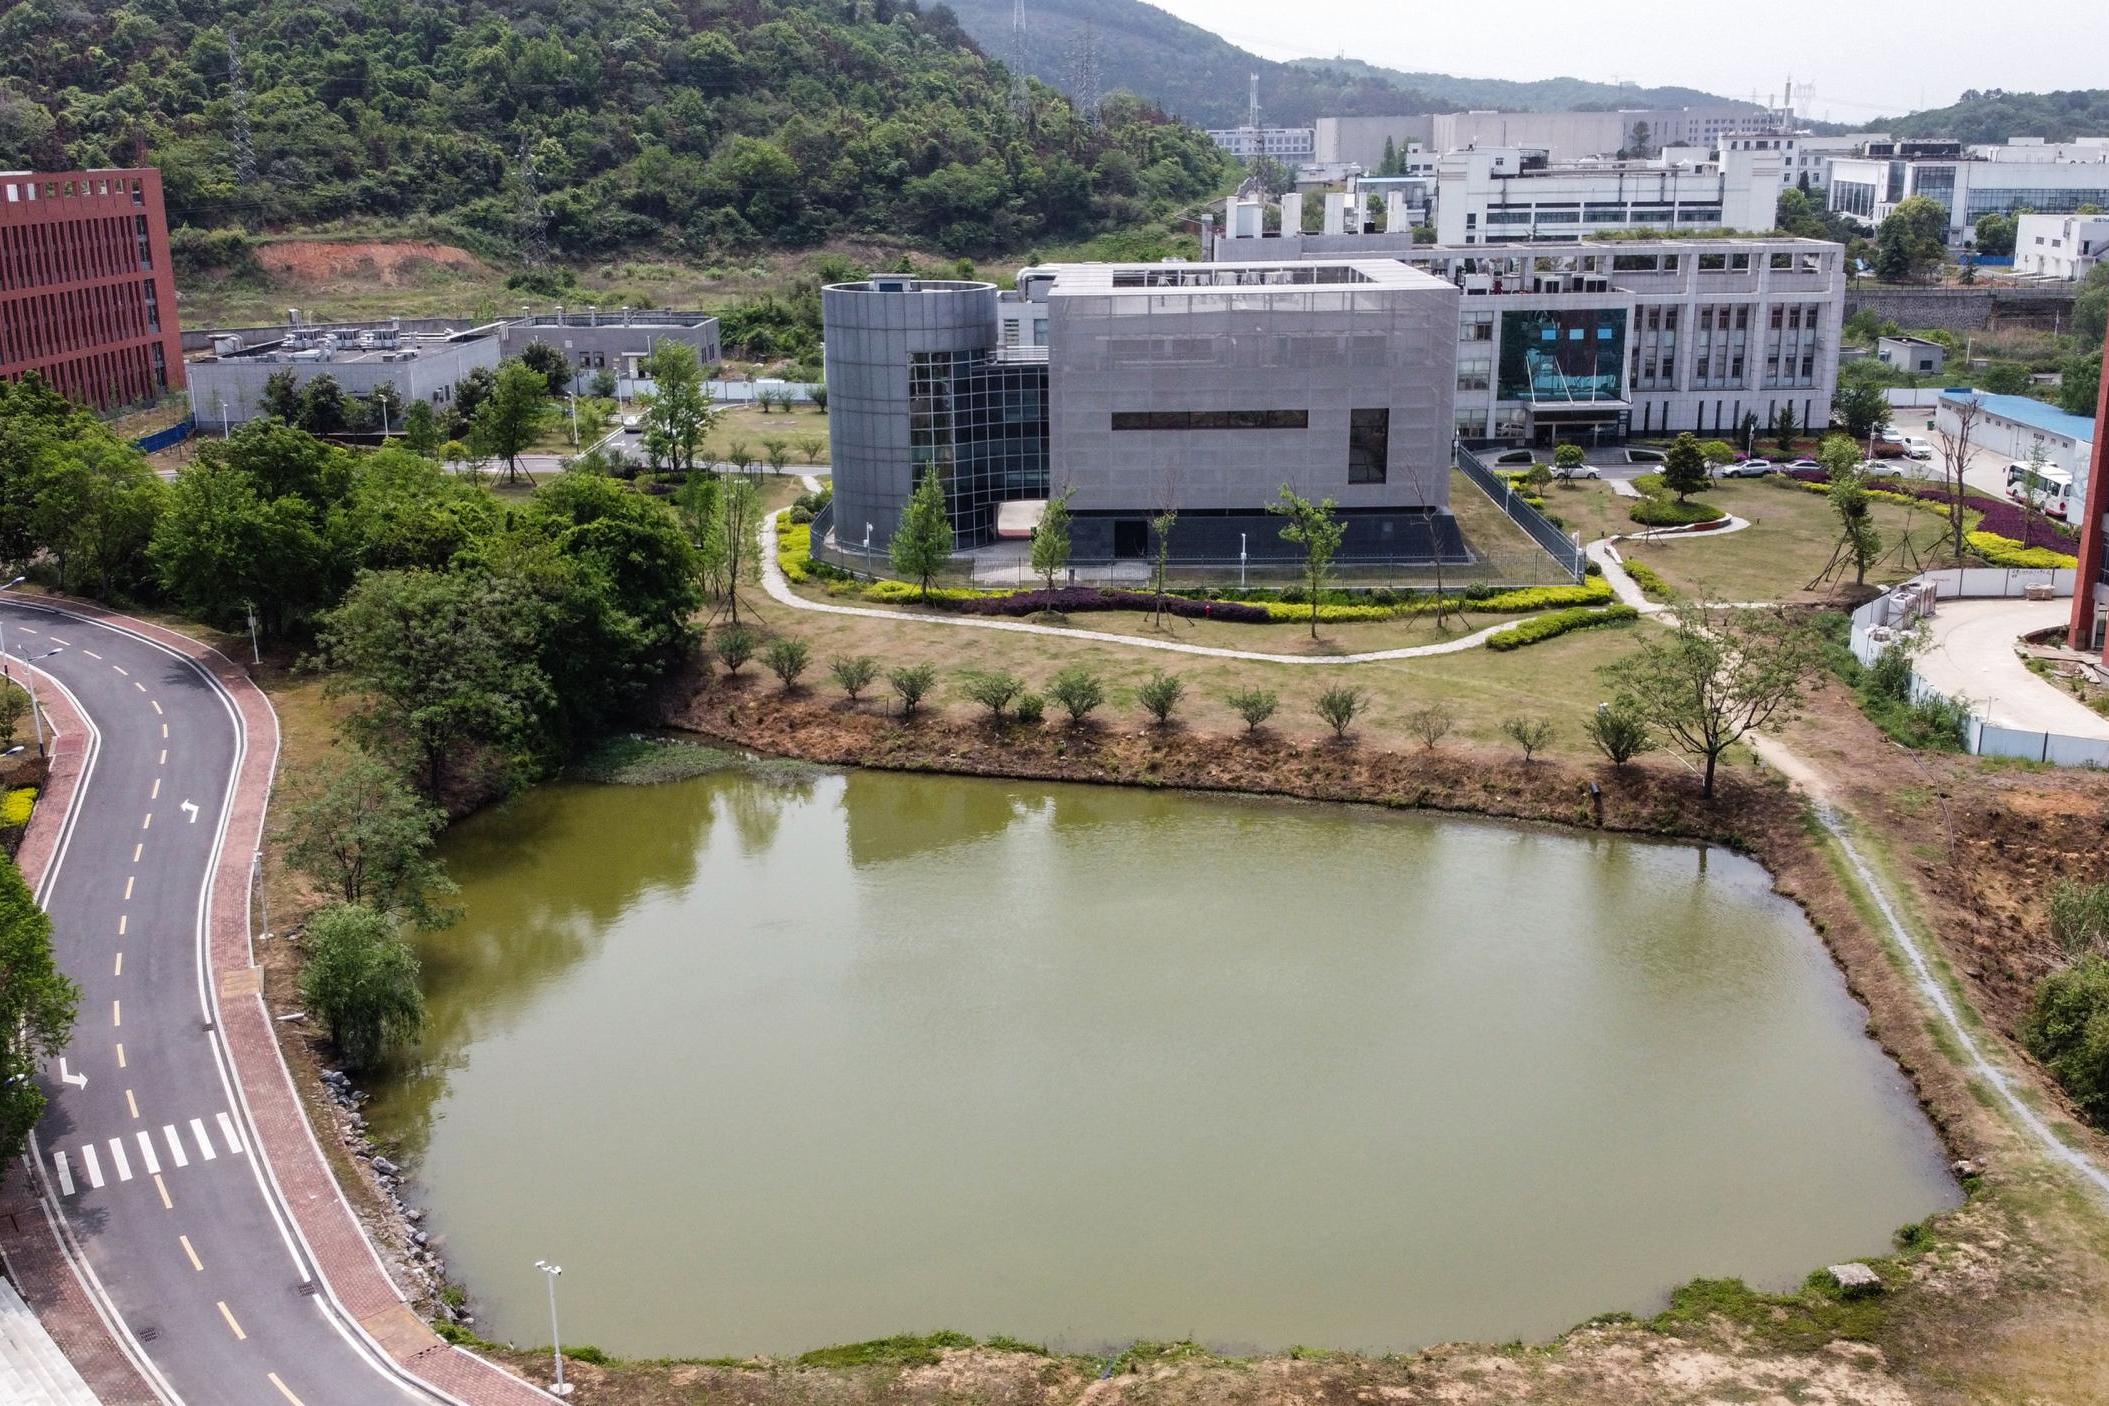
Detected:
[179,1235,203,1271]
[115,1043,125,1068]
[216,1301,245,1340]
[153,1173,171,1210]
[267,1372,305,1405]
[111,999,120,1027]
[124,1088,138,1119]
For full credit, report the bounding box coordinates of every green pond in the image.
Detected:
[364,766,1956,1359]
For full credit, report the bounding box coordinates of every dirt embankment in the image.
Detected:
[257,239,488,286]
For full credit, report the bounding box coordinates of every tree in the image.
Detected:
[890,467,954,601]
[1625,120,1653,158]
[316,569,552,800]
[0,854,78,1174]
[402,399,442,458]
[1875,196,1949,282]
[297,374,349,436]
[517,339,572,396]
[298,905,425,1072]
[0,681,26,747]
[1822,435,1883,586]
[640,341,719,475]
[824,654,877,704]
[959,670,1026,722]
[1601,606,1823,798]
[797,436,826,465]
[2023,955,2109,1124]
[1661,433,1710,501]
[1316,686,1367,740]
[724,440,755,476]
[1149,506,1179,626]
[1584,702,1654,768]
[887,662,938,716]
[1502,716,1555,762]
[1933,394,1983,560]
[1554,443,1586,478]
[1774,402,1800,455]
[2075,265,2109,345]
[714,625,757,675]
[590,369,620,400]
[149,459,331,635]
[2059,347,2103,418]
[1136,670,1184,726]
[1226,688,1279,733]
[763,635,811,689]
[261,369,302,423]
[1029,489,1073,590]
[1837,383,1893,440]
[279,756,457,926]
[1973,211,2018,257]
[1269,485,1347,638]
[471,359,554,485]
[1047,665,1105,725]
[1406,705,1453,749]
[712,474,761,624]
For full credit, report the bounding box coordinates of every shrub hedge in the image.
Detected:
[1,786,34,827]
[1485,604,1640,651]
[852,575,1614,623]
[1967,531,2078,569]
[1630,496,1726,527]
[1622,559,1674,601]
[774,511,812,584]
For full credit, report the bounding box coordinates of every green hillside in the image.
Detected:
[0,0,1230,259]
[943,0,1748,127]
[1872,88,2109,143]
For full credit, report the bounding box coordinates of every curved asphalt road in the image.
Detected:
[5,598,430,1405]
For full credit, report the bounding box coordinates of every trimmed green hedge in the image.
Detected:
[1485,605,1640,651]
[1623,559,1674,601]
[1630,496,1726,527]
[853,575,1616,622]
[774,511,813,584]
[1,786,35,828]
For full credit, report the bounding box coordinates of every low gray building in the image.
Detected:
[496,309,721,389]
[1877,334,1948,376]
[185,319,500,429]
[822,261,1462,563]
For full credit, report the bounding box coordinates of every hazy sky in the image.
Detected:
[1142,0,2109,121]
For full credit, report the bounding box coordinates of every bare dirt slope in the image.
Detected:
[256,239,489,287]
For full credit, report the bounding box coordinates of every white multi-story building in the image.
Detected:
[2014,212,2109,279]
[1968,137,2109,163]
[1205,126,1317,160]
[1435,145,1783,245]
[1427,107,1778,163]
[1830,140,2109,242]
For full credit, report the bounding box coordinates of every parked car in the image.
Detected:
[1717,458,1774,478]
[1783,458,1823,471]
[1900,435,1934,460]
[1551,462,1601,480]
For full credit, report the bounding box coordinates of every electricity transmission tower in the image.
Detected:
[1010,0,1031,118]
[1068,23,1102,130]
[514,133,550,268]
[227,33,257,190]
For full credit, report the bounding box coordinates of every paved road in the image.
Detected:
[1913,597,2109,738]
[5,599,429,1406]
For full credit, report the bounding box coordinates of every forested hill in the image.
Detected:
[1871,89,2109,144]
[0,0,1231,258]
[943,0,1746,127]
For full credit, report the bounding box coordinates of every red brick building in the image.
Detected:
[0,167,184,410]
[2073,338,2109,661]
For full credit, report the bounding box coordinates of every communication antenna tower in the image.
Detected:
[515,133,550,268]
[227,33,257,190]
[1248,72,1262,132]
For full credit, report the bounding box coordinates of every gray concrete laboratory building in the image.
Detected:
[822,261,1462,564]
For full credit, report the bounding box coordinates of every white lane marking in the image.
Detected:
[135,1130,160,1175]
[115,1043,125,1068]
[124,1088,138,1119]
[190,1118,216,1162]
[112,663,127,675]
[150,699,162,715]
[133,681,145,693]
[111,999,120,1027]
[123,873,133,899]
[117,914,126,936]
[158,749,166,765]
[132,842,142,863]
[140,813,150,831]
[216,1300,245,1340]
[81,649,101,660]
[159,721,167,738]
[163,1124,188,1168]
[53,1150,74,1196]
[216,1111,246,1156]
[153,1173,170,1209]
[80,1143,103,1188]
[15,625,35,633]
[47,635,69,645]
[149,778,159,801]
[107,1137,132,1182]
[112,951,122,976]
[180,801,199,824]
[180,1234,203,1271]
[268,1371,305,1405]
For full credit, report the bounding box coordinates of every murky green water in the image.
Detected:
[365,768,1955,1359]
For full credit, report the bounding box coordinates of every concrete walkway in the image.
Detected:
[1912,597,2109,739]
[760,515,1544,665]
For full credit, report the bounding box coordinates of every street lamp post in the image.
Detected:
[533,1260,573,1396]
[863,523,874,577]
[1239,532,1247,588]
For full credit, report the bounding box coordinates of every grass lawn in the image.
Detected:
[1622,477,1947,604]
[703,402,831,466]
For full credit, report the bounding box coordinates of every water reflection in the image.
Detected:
[366,770,1955,1360]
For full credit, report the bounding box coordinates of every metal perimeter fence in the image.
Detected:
[806,448,1586,594]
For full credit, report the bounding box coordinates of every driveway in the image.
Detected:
[1912,597,2109,738]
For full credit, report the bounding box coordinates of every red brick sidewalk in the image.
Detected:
[7,600,553,1406]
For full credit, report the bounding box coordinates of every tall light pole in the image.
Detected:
[533,1260,573,1396]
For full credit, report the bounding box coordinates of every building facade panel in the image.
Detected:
[0,168,183,409]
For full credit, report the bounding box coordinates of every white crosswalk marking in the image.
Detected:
[190,1118,216,1162]
[216,1112,245,1156]
[80,1143,103,1189]
[108,1138,132,1182]
[135,1130,161,1176]
[163,1123,188,1168]
[52,1151,74,1197]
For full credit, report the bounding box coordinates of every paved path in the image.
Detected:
[761,516,1550,665]
[1912,598,2109,738]
[2,599,552,1406]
